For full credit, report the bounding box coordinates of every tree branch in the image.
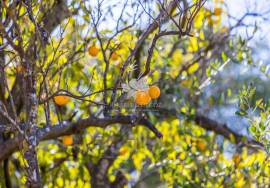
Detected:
[109,0,179,111]
[7,0,76,119]
[158,108,263,149]
[194,114,264,149]
[0,115,162,161]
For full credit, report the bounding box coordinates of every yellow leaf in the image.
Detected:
[168,151,176,160]
[132,152,145,170]
[179,152,186,160]
[199,31,205,40]
[172,49,183,64]
[188,37,199,52]
[180,79,192,88]
[194,9,204,28]
[169,68,179,79]
[235,177,245,188]
[188,63,200,74]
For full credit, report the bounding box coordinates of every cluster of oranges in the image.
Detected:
[88,44,119,61]
[135,86,160,106]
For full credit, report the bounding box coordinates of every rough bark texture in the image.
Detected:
[0,112,263,162]
[194,114,263,148]
[0,115,161,161]
[23,65,41,187]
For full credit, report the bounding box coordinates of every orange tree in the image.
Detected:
[0,0,270,187]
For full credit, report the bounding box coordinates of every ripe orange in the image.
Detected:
[135,91,151,106]
[54,95,70,106]
[63,135,73,146]
[88,45,99,57]
[214,7,222,16]
[196,140,207,152]
[119,147,129,156]
[111,52,119,61]
[148,86,160,99]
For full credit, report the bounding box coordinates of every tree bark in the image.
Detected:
[23,59,42,187]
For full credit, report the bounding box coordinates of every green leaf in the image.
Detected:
[235,110,247,116]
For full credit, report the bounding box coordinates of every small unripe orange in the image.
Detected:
[111,52,119,61]
[135,91,151,106]
[88,45,99,57]
[63,135,73,146]
[54,95,70,106]
[148,86,160,99]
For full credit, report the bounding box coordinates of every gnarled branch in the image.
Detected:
[0,115,162,161]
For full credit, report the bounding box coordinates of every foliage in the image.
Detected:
[0,0,270,187]
[237,84,270,152]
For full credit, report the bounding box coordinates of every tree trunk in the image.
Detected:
[23,58,41,187]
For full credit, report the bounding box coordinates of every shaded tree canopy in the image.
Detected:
[0,0,270,187]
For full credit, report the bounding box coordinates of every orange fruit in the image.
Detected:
[119,147,129,156]
[54,95,70,106]
[220,26,228,33]
[63,135,73,146]
[196,140,207,152]
[214,7,222,16]
[88,45,99,57]
[148,86,160,99]
[135,91,151,106]
[111,52,119,61]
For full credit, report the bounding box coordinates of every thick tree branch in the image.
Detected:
[194,114,264,149]
[0,115,162,161]
[3,158,12,188]
[140,30,193,78]
[42,0,73,34]
[159,108,263,149]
